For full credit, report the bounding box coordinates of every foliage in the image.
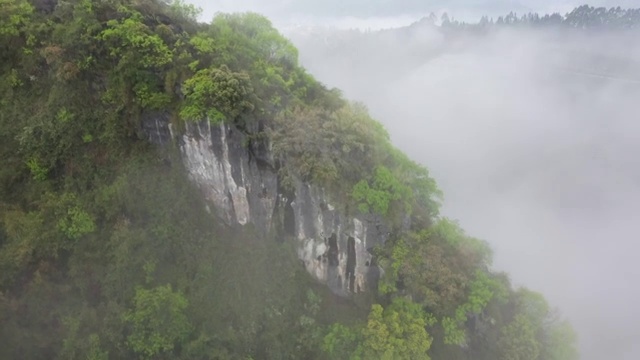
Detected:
[497,314,540,360]
[26,157,48,181]
[270,100,439,225]
[124,285,192,358]
[98,8,174,110]
[164,0,202,23]
[199,12,314,116]
[59,311,109,360]
[99,11,173,69]
[0,0,33,37]
[377,237,410,296]
[323,323,360,359]
[506,288,580,360]
[57,205,96,240]
[377,220,496,316]
[180,65,255,123]
[429,218,493,265]
[384,148,442,223]
[543,320,579,360]
[323,298,434,360]
[442,270,506,345]
[352,166,410,216]
[270,102,390,189]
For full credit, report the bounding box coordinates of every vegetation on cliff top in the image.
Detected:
[0,0,578,359]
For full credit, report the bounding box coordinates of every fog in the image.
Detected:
[187,1,640,359]
[287,25,640,360]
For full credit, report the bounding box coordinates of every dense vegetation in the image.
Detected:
[0,0,579,359]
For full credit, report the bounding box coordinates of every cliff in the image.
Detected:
[144,114,387,295]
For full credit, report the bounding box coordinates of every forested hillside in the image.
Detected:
[0,0,578,359]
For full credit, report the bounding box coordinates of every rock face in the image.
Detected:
[144,116,388,295]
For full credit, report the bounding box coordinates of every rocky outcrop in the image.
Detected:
[144,116,389,295]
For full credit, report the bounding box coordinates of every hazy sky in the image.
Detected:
[189,0,638,28]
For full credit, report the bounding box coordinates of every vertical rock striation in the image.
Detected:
[145,116,389,295]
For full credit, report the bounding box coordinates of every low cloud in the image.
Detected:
[289,24,640,360]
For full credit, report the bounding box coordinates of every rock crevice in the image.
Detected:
[147,117,388,295]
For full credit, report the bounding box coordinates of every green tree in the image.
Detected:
[442,270,505,345]
[270,101,390,192]
[497,314,540,360]
[124,285,192,359]
[99,10,173,69]
[352,165,410,216]
[543,319,579,360]
[59,310,109,360]
[323,298,433,360]
[98,8,173,109]
[165,0,202,23]
[180,65,254,123]
[513,289,579,360]
[323,323,360,360]
[377,225,497,319]
[0,0,32,37]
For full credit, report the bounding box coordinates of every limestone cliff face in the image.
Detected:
[144,115,388,295]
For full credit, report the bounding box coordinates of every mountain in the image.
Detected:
[0,0,578,359]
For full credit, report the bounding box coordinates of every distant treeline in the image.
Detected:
[431,5,640,30]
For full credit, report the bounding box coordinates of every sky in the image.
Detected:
[186,0,640,359]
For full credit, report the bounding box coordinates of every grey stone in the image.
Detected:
[142,116,389,295]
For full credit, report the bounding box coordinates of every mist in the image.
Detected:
[185,1,640,358]
[287,24,640,360]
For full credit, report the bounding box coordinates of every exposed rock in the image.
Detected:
[141,111,174,146]
[142,116,389,295]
